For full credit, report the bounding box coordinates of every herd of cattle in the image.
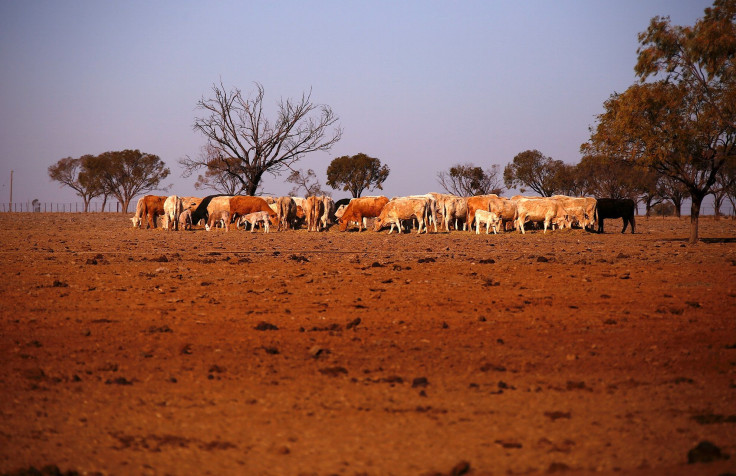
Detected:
[129,193,637,235]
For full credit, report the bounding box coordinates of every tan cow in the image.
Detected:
[276,196,297,231]
[487,197,518,232]
[204,196,234,231]
[474,209,501,234]
[552,195,597,229]
[131,195,167,229]
[373,198,429,234]
[514,198,570,234]
[304,195,325,232]
[338,196,389,232]
[442,196,468,231]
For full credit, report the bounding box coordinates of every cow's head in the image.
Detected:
[131,217,141,228]
[372,218,384,232]
[338,217,349,232]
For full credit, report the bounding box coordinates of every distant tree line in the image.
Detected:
[48,150,170,213]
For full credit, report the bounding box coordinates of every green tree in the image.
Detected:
[326,153,389,198]
[89,150,170,213]
[436,163,503,196]
[48,155,103,212]
[503,149,562,197]
[181,81,342,196]
[586,0,736,243]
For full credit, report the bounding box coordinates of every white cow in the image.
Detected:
[474,210,502,234]
[163,195,183,231]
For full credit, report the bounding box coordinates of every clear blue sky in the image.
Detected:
[0,0,713,205]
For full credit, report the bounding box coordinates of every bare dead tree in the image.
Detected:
[437,163,503,196]
[286,168,330,197]
[181,81,342,196]
[193,144,250,195]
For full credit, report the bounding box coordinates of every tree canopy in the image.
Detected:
[181,81,342,196]
[326,153,389,198]
[48,154,102,212]
[89,150,170,213]
[503,150,564,197]
[584,0,736,242]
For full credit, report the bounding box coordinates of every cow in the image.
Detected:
[321,196,335,230]
[442,196,468,231]
[514,198,570,234]
[206,210,232,231]
[552,195,597,230]
[130,195,167,229]
[596,198,635,233]
[338,196,389,232]
[304,195,325,232]
[466,195,499,230]
[178,209,193,231]
[190,194,228,227]
[276,196,298,231]
[474,210,502,234]
[203,196,234,231]
[373,198,429,234]
[162,195,183,231]
[179,196,203,213]
[227,196,278,229]
[237,211,271,233]
[405,194,439,232]
[487,197,518,232]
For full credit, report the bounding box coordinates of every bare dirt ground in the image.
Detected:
[1,213,735,476]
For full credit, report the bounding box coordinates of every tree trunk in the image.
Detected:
[122,199,130,214]
[713,193,724,219]
[689,194,703,244]
[83,197,90,213]
[101,194,108,213]
[672,198,682,218]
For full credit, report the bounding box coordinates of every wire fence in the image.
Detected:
[1,201,124,213]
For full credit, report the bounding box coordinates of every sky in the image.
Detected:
[0,0,715,207]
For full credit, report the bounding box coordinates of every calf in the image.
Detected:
[206,210,232,231]
[474,210,501,234]
[238,211,271,233]
[178,209,193,230]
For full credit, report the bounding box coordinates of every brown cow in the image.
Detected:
[338,196,389,232]
[131,195,167,229]
[466,194,498,230]
[227,196,278,229]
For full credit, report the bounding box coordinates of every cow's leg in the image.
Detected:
[630,216,635,234]
[475,220,480,235]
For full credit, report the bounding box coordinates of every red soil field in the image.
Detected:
[1,213,735,475]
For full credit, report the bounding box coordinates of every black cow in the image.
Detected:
[596,198,636,233]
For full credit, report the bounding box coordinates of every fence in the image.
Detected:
[1,202,124,213]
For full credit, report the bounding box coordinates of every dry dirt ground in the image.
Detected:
[1,213,735,476]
